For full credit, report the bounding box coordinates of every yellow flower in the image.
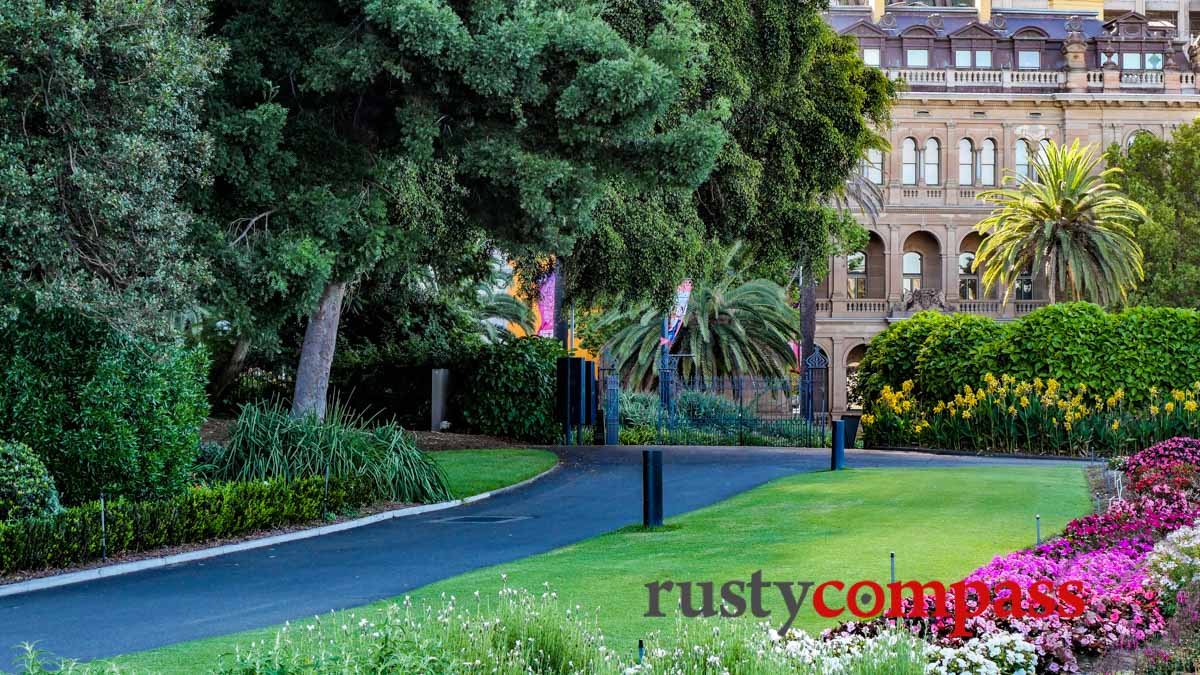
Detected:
[1174,389,1187,402]
[1064,421,1072,432]
[1150,386,1159,397]
[1106,396,1117,409]
[1151,405,1160,416]
[862,414,875,426]
[902,380,914,393]
[1008,406,1017,416]
[1167,401,1177,414]
[1020,396,1030,408]
[1111,419,1120,432]
[933,401,946,414]
[1187,400,1198,413]
[1052,417,1059,426]
[962,410,972,420]
[1114,388,1125,402]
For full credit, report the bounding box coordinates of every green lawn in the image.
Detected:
[105,465,1089,673]
[432,448,558,498]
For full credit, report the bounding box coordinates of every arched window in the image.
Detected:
[1127,130,1153,148]
[924,138,941,185]
[901,138,918,185]
[980,138,996,186]
[958,138,974,186]
[1035,138,1051,181]
[958,252,978,300]
[861,148,883,185]
[903,252,923,292]
[847,251,867,298]
[1015,139,1032,181]
[1015,263,1034,301]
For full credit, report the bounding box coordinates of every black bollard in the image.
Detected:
[643,449,664,528]
[831,420,846,470]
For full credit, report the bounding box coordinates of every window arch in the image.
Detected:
[923,138,941,185]
[847,251,867,299]
[903,251,923,292]
[901,138,918,185]
[980,138,996,186]
[861,148,883,185]
[958,138,974,186]
[1015,139,1033,181]
[1126,130,1153,148]
[958,252,978,300]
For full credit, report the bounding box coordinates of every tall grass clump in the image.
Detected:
[210,401,450,503]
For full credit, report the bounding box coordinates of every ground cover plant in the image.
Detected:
[863,373,1200,456]
[101,464,1089,671]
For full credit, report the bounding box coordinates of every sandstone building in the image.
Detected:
[818,0,1200,413]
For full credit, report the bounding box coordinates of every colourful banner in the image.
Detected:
[536,271,556,338]
[665,279,693,346]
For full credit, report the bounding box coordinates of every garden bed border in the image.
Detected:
[0,463,560,598]
[870,445,1101,462]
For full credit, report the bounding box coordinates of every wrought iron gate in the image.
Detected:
[655,354,830,447]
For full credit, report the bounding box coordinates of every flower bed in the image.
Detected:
[863,374,1200,457]
[825,436,1200,672]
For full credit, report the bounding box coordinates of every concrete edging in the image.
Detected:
[0,463,561,599]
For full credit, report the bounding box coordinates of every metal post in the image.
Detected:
[100,492,108,562]
[1036,514,1041,545]
[642,450,664,527]
[890,551,896,583]
[637,639,645,664]
[831,420,845,470]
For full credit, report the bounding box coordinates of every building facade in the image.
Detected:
[819,0,1200,414]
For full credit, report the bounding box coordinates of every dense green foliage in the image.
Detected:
[0,475,377,575]
[0,0,222,334]
[542,0,894,311]
[0,301,209,505]
[455,337,565,443]
[974,140,1146,305]
[1106,121,1200,310]
[210,402,449,503]
[913,314,1005,403]
[856,303,1200,410]
[0,441,61,522]
[200,0,727,416]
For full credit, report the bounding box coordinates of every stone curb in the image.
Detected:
[0,463,560,599]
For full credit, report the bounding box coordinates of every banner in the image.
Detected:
[536,271,556,338]
[664,279,693,346]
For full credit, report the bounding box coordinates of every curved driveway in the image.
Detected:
[0,445,1082,663]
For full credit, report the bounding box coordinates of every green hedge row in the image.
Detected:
[856,303,1200,408]
[454,337,565,443]
[0,476,377,575]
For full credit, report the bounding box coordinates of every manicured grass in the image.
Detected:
[432,448,558,498]
[106,465,1089,673]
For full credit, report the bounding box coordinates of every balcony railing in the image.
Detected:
[814,297,1051,319]
[884,67,1191,93]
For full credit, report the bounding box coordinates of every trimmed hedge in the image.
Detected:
[0,441,61,522]
[455,337,565,443]
[0,476,376,575]
[856,303,1200,410]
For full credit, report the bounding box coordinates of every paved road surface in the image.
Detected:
[0,445,1083,664]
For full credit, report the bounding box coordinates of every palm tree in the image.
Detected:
[599,246,800,390]
[474,265,534,342]
[972,139,1147,305]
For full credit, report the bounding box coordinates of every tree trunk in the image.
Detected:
[1047,257,1057,304]
[291,281,347,420]
[210,335,252,401]
[799,279,817,373]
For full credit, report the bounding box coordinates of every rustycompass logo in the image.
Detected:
[645,570,1087,636]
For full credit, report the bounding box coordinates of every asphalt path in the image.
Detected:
[0,445,1085,664]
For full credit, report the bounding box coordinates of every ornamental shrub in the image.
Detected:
[455,337,565,443]
[913,314,1004,403]
[0,441,61,521]
[853,311,949,406]
[0,299,209,504]
[0,475,377,575]
[211,401,450,504]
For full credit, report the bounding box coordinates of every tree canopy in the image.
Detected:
[0,0,223,334]
[1106,124,1200,309]
[201,0,729,416]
